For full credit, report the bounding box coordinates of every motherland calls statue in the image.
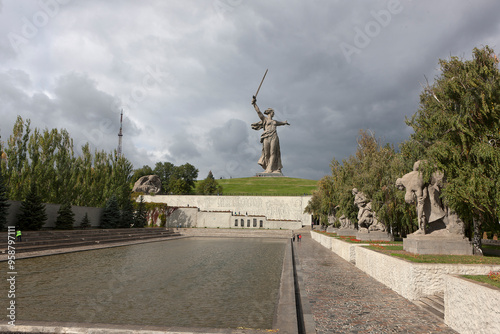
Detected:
[250,70,289,174]
[251,96,289,173]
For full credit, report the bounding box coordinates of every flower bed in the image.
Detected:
[463,270,500,289]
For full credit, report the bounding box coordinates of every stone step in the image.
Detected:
[0,229,180,253]
[2,233,181,253]
[414,293,444,319]
[0,228,171,245]
[4,231,175,248]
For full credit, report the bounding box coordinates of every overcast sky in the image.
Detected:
[1,0,499,181]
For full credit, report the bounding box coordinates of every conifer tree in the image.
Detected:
[54,201,75,230]
[99,195,120,229]
[16,183,47,230]
[79,212,92,229]
[134,195,147,228]
[119,196,135,228]
[196,171,223,195]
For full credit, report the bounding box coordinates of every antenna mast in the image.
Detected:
[117,109,123,158]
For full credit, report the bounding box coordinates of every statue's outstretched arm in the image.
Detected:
[275,120,290,126]
[252,95,264,120]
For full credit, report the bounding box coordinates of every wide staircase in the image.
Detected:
[0,228,181,254]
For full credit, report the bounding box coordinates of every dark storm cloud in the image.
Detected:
[1,0,500,180]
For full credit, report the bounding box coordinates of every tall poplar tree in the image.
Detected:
[407,46,500,252]
[0,168,9,230]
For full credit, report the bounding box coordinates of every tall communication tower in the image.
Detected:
[117,109,123,157]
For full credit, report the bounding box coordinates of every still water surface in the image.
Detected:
[7,237,286,329]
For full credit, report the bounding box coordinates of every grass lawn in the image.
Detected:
[463,273,500,289]
[313,231,403,244]
[364,244,500,265]
[209,177,318,196]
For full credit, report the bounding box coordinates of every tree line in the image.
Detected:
[0,116,148,230]
[132,164,222,195]
[0,115,222,230]
[305,46,500,249]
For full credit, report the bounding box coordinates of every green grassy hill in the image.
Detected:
[207,177,318,196]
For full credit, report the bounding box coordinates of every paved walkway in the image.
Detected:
[294,231,457,334]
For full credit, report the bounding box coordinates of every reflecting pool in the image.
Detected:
[5,237,286,329]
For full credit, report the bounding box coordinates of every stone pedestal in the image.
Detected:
[255,172,285,177]
[356,231,394,242]
[336,229,357,237]
[403,232,473,255]
[326,226,338,233]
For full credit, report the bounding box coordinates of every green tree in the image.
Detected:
[16,183,47,231]
[0,168,10,230]
[407,46,500,252]
[330,156,358,226]
[154,162,175,194]
[119,195,135,228]
[2,118,135,209]
[54,201,75,230]
[100,195,120,229]
[169,163,198,194]
[79,212,92,229]
[134,195,147,228]
[131,165,154,185]
[304,175,335,226]
[196,171,223,195]
[4,116,31,200]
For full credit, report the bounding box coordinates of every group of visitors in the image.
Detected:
[292,232,301,242]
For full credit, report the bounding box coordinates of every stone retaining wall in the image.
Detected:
[143,194,312,227]
[311,231,500,300]
[310,232,366,264]
[6,200,103,229]
[161,207,303,230]
[445,275,500,333]
[355,243,500,301]
[180,228,292,239]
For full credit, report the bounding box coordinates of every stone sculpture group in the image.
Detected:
[352,188,386,233]
[395,160,465,236]
[132,175,162,194]
[395,160,472,255]
[327,160,472,253]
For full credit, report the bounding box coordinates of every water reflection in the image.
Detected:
[4,237,286,329]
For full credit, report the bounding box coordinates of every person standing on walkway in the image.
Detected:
[292,232,296,242]
[16,229,22,242]
[298,234,301,242]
